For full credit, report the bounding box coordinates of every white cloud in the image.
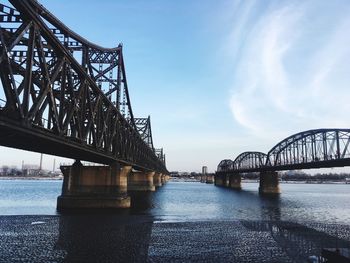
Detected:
[226,0,350,142]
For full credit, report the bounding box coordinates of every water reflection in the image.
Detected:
[129,191,155,212]
[55,191,156,262]
[1,181,350,261]
[241,220,350,262]
[261,194,282,221]
[56,214,154,263]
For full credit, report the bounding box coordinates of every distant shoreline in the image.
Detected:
[171,178,350,184]
[0,176,62,180]
[0,177,349,184]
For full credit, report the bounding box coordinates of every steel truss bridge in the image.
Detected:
[217,129,350,174]
[0,0,167,173]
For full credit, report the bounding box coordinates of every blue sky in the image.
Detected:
[1,0,350,173]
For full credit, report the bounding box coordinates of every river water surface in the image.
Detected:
[0,180,349,224]
[0,180,350,262]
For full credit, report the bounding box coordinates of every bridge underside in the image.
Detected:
[0,117,136,168]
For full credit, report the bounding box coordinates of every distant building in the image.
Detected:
[202,166,208,175]
[22,164,40,176]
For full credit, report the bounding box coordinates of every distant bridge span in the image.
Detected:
[216,129,350,193]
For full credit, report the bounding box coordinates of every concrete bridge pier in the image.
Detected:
[259,171,280,194]
[128,171,156,191]
[57,161,131,210]
[205,174,214,184]
[214,173,224,186]
[161,174,166,184]
[153,173,162,187]
[225,174,230,187]
[229,173,241,190]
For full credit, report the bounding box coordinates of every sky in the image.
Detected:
[1,0,350,173]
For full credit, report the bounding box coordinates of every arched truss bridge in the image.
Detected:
[217,129,350,173]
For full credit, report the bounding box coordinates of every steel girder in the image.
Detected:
[217,129,350,173]
[233,151,267,173]
[217,159,234,172]
[154,148,166,166]
[266,129,350,170]
[135,116,154,151]
[0,1,167,173]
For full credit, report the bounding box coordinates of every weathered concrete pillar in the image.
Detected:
[153,173,162,187]
[225,174,230,187]
[57,161,131,210]
[205,174,214,184]
[229,173,241,190]
[161,174,166,184]
[128,171,155,191]
[165,175,170,181]
[111,163,131,195]
[259,171,281,194]
[214,173,224,186]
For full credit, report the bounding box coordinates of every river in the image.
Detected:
[0,180,349,224]
[0,179,349,262]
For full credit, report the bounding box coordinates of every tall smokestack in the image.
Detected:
[39,153,43,170]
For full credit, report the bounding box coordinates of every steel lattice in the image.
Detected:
[0,0,167,173]
[217,129,350,173]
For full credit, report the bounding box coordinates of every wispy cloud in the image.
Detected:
[225,0,350,141]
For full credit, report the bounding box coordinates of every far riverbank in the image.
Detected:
[0,176,62,180]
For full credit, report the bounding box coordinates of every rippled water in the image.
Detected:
[0,180,350,224]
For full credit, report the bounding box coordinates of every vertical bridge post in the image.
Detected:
[153,173,163,187]
[128,171,156,191]
[214,173,225,186]
[259,171,280,194]
[229,172,241,190]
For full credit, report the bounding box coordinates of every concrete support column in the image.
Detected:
[161,174,166,184]
[259,171,280,194]
[225,174,230,187]
[111,163,131,195]
[229,173,241,190]
[57,161,131,210]
[154,173,162,187]
[128,171,155,191]
[205,174,214,184]
[214,173,224,186]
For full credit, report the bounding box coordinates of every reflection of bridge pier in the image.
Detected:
[241,220,350,262]
[56,215,154,262]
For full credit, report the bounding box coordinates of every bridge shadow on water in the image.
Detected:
[55,213,154,262]
[54,191,157,262]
